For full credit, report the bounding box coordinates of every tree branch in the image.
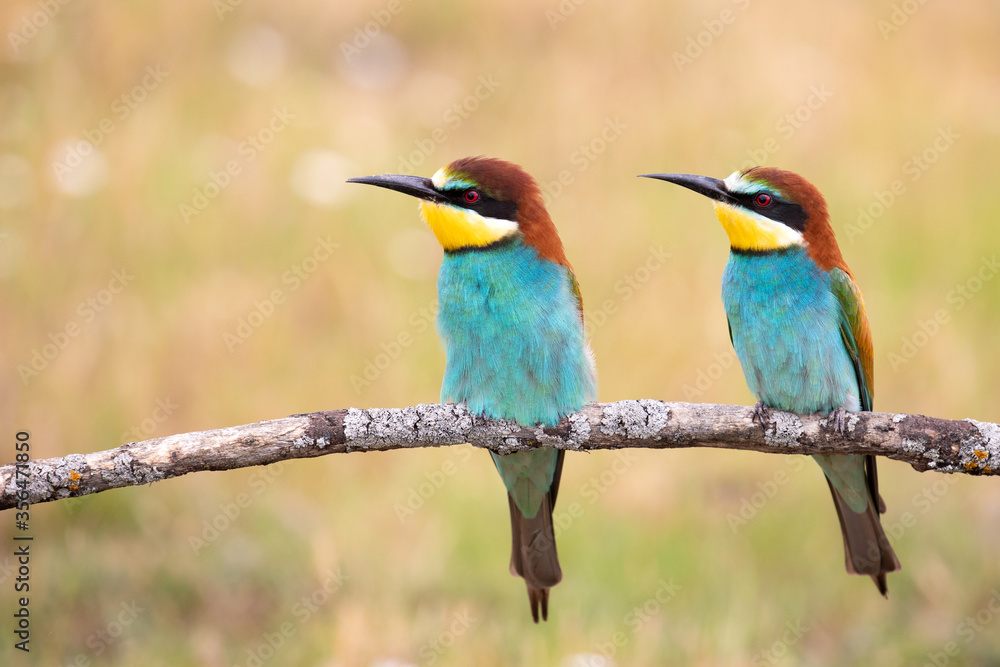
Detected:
[3,401,998,510]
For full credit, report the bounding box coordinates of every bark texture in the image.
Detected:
[3,401,997,510]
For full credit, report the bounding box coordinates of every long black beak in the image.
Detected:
[347,174,448,204]
[638,173,737,206]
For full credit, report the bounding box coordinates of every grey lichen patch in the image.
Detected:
[892,414,907,424]
[492,436,525,456]
[379,407,420,442]
[960,419,1000,474]
[413,403,474,445]
[468,413,524,452]
[345,407,418,449]
[345,404,481,451]
[23,453,91,501]
[567,411,592,449]
[640,399,671,437]
[901,438,924,453]
[56,454,89,481]
[343,408,370,444]
[110,451,164,486]
[600,400,670,440]
[763,411,804,449]
[846,413,861,434]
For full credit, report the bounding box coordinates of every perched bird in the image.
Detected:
[641,167,900,594]
[349,157,596,621]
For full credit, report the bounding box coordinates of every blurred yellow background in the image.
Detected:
[2,0,1000,664]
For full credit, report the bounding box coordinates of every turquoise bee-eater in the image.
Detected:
[642,167,900,594]
[349,157,597,621]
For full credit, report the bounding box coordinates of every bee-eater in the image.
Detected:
[349,157,596,621]
[641,167,900,594]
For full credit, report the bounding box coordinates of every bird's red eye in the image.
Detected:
[755,193,772,207]
[464,190,480,203]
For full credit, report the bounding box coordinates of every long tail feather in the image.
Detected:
[824,455,900,596]
[507,492,561,622]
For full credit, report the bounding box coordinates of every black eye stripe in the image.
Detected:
[442,189,518,222]
[732,191,807,232]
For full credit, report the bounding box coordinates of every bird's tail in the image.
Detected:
[506,491,561,622]
[824,455,901,596]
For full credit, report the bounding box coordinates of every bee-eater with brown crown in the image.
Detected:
[349,157,597,621]
[642,167,900,594]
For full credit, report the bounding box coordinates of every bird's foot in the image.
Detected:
[751,401,772,428]
[828,407,848,435]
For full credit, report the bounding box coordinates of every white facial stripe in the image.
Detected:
[431,167,449,189]
[468,210,519,237]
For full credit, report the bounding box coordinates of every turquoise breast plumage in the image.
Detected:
[438,238,596,430]
[722,247,860,415]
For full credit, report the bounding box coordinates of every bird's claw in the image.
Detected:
[751,401,771,428]
[828,407,848,435]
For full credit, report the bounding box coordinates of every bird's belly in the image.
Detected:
[732,323,858,413]
[723,258,859,414]
[436,248,595,426]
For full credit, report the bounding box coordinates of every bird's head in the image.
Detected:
[641,167,846,270]
[349,156,569,264]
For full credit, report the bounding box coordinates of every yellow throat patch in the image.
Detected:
[713,201,804,252]
[419,200,518,252]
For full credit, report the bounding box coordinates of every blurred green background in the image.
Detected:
[2,0,1000,664]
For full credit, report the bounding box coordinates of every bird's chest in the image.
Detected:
[434,243,591,425]
[436,246,555,349]
[721,250,858,413]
